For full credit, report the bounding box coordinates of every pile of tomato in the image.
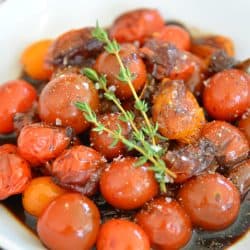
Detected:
[0,8,249,250]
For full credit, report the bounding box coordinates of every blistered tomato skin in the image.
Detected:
[94,44,147,100]
[238,112,250,144]
[0,149,31,200]
[203,69,250,121]
[152,80,205,143]
[178,173,240,230]
[37,193,100,250]
[38,73,99,134]
[0,80,37,134]
[109,9,164,43]
[51,145,106,196]
[17,123,72,166]
[22,176,66,217]
[136,198,192,250]
[97,219,150,250]
[201,121,249,166]
[152,25,191,51]
[100,157,158,210]
[90,113,130,160]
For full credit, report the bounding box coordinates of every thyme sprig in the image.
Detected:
[92,22,156,145]
[75,22,176,192]
[75,101,176,193]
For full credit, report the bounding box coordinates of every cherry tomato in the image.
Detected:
[178,173,240,230]
[51,145,106,196]
[191,35,235,58]
[201,121,249,166]
[228,159,250,197]
[46,28,103,68]
[17,123,72,166]
[0,144,17,154]
[0,150,31,200]
[136,198,192,249]
[90,113,130,160]
[0,80,37,134]
[203,69,250,121]
[38,73,99,134]
[94,44,147,99]
[109,9,164,43]
[152,25,191,51]
[37,193,100,250]
[238,112,250,144]
[152,80,205,143]
[97,219,150,250]
[100,157,158,210]
[22,176,66,217]
[21,39,53,80]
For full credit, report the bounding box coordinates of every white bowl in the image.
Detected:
[0,0,249,249]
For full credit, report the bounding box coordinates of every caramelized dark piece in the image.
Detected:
[46,28,103,68]
[51,145,106,196]
[228,159,250,198]
[235,58,250,74]
[164,138,216,183]
[207,50,236,75]
[201,121,250,166]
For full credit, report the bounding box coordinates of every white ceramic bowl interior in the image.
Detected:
[0,0,249,249]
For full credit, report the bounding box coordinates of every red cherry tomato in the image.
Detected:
[136,198,192,249]
[38,73,99,134]
[152,25,191,51]
[178,173,240,230]
[0,147,31,200]
[238,112,250,144]
[0,80,37,134]
[51,145,106,196]
[100,157,158,210]
[203,69,250,121]
[201,121,249,166]
[17,123,72,166]
[90,113,130,160]
[37,193,100,250]
[94,44,147,100]
[97,219,150,250]
[109,9,164,43]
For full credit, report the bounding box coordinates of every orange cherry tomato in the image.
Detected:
[201,121,249,166]
[178,173,240,230]
[100,157,158,210]
[203,69,250,121]
[94,44,147,100]
[37,193,100,250]
[21,39,53,80]
[17,123,72,166]
[22,176,66,217]
[90,113,130,160]
[51,145,106,196]
[38,73,99,134]
[152,25,191,51]
[0,80,37,134]
[136,198,192,249]
[110,9,164,43]
[97,219,150,250]
[0,149,31,200]
[152,80,205,143]
[0,144,17,154]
